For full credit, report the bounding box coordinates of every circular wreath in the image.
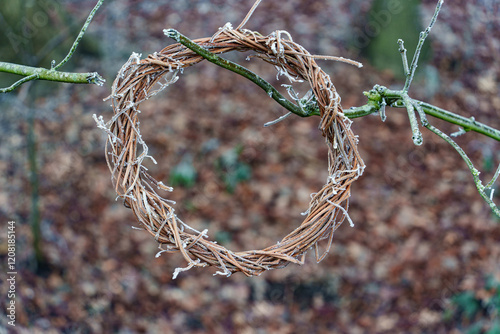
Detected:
[96,24,365,278]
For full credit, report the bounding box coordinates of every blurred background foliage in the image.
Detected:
[445,275,500,334]
[361,0,430,79]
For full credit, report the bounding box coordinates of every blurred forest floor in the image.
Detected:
[0,0,499,333]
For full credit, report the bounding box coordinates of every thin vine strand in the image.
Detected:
[403,0,444,92]
[425,124,500,218]
[52,0,105,70]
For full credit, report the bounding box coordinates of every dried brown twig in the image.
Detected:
[94,20,365,277]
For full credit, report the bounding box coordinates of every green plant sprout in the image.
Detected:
[165,0,500,218]
[169,155,197,188]
[0,0,105,93]
[445,275,500,333]
[216,145,252,193]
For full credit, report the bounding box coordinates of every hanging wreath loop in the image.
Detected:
[95,22,365,278]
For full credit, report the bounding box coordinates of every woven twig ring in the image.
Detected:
[95,25,365,278]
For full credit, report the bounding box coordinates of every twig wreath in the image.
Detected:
[95,3,365,278]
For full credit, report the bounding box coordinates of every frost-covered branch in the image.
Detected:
[348,86,500,142]
[0,0,105,93]
[348,0,500,218]
[425,124,499,218]
[403,0,443,92]
[165,26,499,142]
[0,62,104,93]
[164,29,318,118]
